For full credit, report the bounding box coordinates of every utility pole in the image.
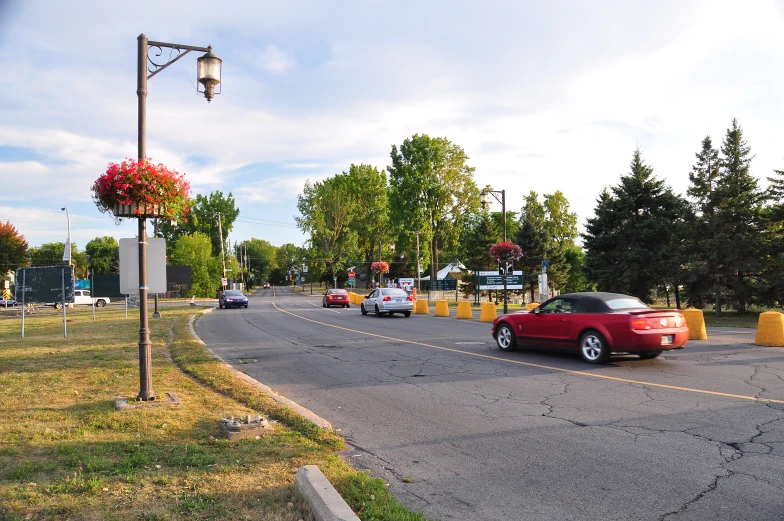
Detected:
[217,213,226,290]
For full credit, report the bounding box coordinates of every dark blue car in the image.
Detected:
[219,289,248,309]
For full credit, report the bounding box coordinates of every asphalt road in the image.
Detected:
[195,287,784,521]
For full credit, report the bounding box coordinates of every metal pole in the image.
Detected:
[91,271,95,322]
[217,213,226,290]
[62,268,67,338]
[416,232,421,292]
[137,33,155,401]
[152,218,161,318]
[20,269,25,339]
[502,190,508,314]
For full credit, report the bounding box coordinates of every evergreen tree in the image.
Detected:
[583,149,685,302]
[458,210,501,297]
[682,136,722,309]
[514,191,548,301]
[713,118,765,313]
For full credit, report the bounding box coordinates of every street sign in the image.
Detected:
[428,279,457,291]
[303,265,308,273]
[221,277,228,286]
[476,270,524,290]
[348,271,356,279]
[347,278,356,286]
[499,259,514,275]
[542,260,549,267]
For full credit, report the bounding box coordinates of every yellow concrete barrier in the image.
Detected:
[479,302,497,323]
[415,299,429,315]
[755,311,784,346]
[526,302,539,311]
[682,308,707,340]
[434,300,449,317]
[456,301,472,319]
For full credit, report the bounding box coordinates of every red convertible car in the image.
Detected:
[491,292,689,364]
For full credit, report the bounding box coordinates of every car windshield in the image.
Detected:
[381,289,407,296]
[605,297,649,310]
[328,289,347,294]
[224,290,244,296]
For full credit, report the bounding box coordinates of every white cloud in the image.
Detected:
[256,45,294,74]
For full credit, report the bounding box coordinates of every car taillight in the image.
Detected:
[631,317,651,330]
[383,296,391,301]
[406,296,413,301]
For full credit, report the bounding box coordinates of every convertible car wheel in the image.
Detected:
[580,330,610,364]
[495,324,517,352]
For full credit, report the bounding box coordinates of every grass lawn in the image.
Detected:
[0,306,429,521]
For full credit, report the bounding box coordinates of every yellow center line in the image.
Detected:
[273,303,784,405]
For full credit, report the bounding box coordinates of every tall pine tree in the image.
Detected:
[514,191,548,301]
[583,149,685,303]
[713,118,765,313]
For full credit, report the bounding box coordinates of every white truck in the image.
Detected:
[53,290,110,309]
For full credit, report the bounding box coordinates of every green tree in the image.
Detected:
[562,245,591,293]
[161,191,239,257]
[342,164,390,282]
[542,191,578,293]
[243,238,279,286]
[85,236,119,274]
[458,210,501,297]
[0,221,28,275]
[388,134,480,280]
[296,175,360,282]
[514,191,548,301]
[712,119,766,313]
[583,149,686,303]
[28,242,88,278]
[169,233,213,297]
[682,135,721,309]
[760,163,784,305]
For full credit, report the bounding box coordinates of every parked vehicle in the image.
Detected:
[361,288,414,317]
[0,296,17,307]
[53,290,110,309]
[323,288,350,308]
[219,289,248,309]
[491,292,688,363]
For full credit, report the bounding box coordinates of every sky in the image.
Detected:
[1,0,782,252]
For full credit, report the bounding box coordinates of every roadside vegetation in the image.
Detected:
[0,307,430,521]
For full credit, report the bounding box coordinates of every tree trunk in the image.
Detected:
[736,270,746,314]
[674,285,681,309]
[715,285,723,318]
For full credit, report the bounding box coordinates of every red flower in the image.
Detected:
[91,158,191,223]
[489,241,523,261]
[371,261,390,273]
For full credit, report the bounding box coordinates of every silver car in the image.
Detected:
[361,288,414,317]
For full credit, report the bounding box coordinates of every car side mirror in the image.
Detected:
[533,307,541,315]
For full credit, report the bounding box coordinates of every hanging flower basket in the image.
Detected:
[489,241,523,261]
[371,260,390,273]
[91,158,191,222]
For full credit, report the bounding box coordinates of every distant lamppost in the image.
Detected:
[480,189,509,313]
[61,207,71,264]
[133,34,221,401]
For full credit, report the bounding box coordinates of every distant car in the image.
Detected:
[0,296,17,307]
[361,288,414,317]
[53,290,110,309]
[491,292,689,364]
[263,282,271,289]
[323,288,350,308]
[219,289,249,309]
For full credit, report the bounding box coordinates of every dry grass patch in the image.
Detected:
[0,306,428,521]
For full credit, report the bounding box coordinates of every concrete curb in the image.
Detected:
[187,311,333,430]
[296,465,360,521]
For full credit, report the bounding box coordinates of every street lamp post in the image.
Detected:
[135,34,221,401]
[480,189,508,313]
[61,207,71,264]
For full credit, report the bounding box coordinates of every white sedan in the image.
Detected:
[360,288,414,317]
